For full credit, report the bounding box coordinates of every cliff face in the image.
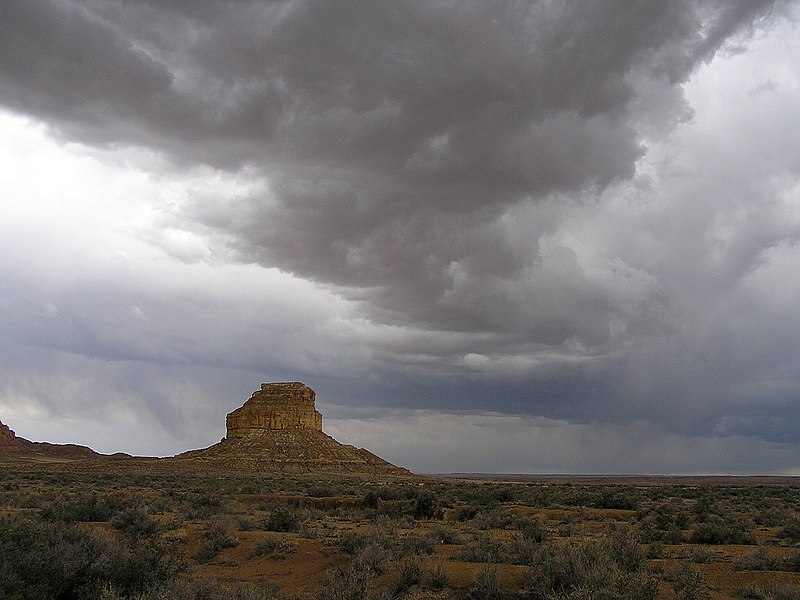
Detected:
[226,382,323,437]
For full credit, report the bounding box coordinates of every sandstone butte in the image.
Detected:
[174,382,409,475]
[1,382,409,475]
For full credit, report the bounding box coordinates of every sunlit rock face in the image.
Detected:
[225,382,323,438]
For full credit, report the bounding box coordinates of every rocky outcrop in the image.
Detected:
[0,420,20,447]
[175,382,409,475]
[226,382,323,436]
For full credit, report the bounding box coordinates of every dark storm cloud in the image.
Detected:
[2,0,799,471]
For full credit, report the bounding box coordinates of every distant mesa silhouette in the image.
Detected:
[1,382,409,475]
[0,417,106,459]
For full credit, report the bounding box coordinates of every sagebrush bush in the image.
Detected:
[672,564,711,600]
[197,522,240,562]
[250,537,297,558]
[401,533,435,555]
[778,518,800,544]
[738,584,800,600]
[391,557,423,595]
[426,523,460,545]
[0,515,180,600]
[412,491,441,519]
[517,518,546,543]
[689,514,756,545]
[111,505,159,540]
[314,560,377,600]
[263,506,303,532]
[459,533,504,563]
[524,537,658,600]
[39,490,127,523]
[423,560,449,590]
[468,566,502,600]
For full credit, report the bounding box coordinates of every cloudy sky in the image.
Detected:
[2,0,800,474]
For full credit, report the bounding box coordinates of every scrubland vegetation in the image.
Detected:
[1,469,799,599]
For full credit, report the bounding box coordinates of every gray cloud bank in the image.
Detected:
[1,0,800,472]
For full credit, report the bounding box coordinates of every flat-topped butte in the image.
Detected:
[226,382,323,437]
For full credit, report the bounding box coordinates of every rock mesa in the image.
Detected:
[176,382,409,475]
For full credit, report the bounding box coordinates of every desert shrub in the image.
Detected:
[307,484,336,498]
[423,561,449,591]
[609,529,647,572]
[338,525,395,556]
[39,490,127,522]
[646,541,666,559]
[592,488,640,511]
[182,492,224,520]
[517,518,546,543]
[689,546,716,564]
[738,584,800,600]
[0,515,180,600]
[314,559,377,600]
[470,507,517,530]
[351,545,388,578]
[111,505,159,540]
[391,557,423,595]
[672,564,711,600]
[524,538,658,600]
[777,518,800,544]
[250,537,297,558]
[637,501,690,544]
[468,566,502,600]
[689,514,756,545]
[263,507,302,532]
[362,490,380,509]
[735,549,775,571]
[197,522,240,562]
[693,495,715,522]
[100,577,276,600]
[426,524,460,545]
[459,533,505,563]
[508,536,543,566]
[401,534,435,556]
[735,549,800,572]
[455,506,479,521]
[412,491,442,520]
[753,505,793,527]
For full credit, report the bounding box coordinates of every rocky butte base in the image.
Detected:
[174,382,409,475]
[0,420,21,448]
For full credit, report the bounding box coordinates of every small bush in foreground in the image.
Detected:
[0,515,180,600]
[197,522,240,562]
[263,507,302,532]
[524,537,658,600]
[673,564,711,600]
[423,561,449,591]
[468,566,502,600]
